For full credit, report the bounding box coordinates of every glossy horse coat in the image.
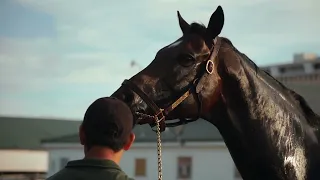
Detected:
[112,6,320,180]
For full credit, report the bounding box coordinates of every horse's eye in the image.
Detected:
[177,54,196,67]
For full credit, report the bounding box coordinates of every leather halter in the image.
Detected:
[121,37,222,132]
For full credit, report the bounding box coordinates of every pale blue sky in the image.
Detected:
[0,0,319,120]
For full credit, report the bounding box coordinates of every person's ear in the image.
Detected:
[123,132,135,151]
[79,125,86,145]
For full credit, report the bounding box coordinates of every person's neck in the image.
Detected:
[84,146,123,165]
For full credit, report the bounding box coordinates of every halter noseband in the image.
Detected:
[121,37,222,132]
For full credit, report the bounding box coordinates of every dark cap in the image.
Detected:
[82,97,134,148]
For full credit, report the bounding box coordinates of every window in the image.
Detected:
[177,156,192,179]
[60,157,69,169]
[279,65,304,75]
[135,158,147,176]
[314,62,320,70]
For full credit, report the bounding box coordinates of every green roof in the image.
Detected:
[0,116,81,149]
[41,119,223,144]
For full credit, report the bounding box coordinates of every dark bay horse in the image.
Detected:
[112,6,320,180]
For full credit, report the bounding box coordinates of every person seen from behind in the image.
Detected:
[47,97,136,180]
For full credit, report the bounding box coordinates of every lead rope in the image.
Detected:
[155,116,163,180]
[135,112,163,180]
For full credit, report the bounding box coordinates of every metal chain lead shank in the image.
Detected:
[155,116,163,180]
[136,112,163,180]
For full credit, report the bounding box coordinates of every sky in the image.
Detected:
[0,0,319,120]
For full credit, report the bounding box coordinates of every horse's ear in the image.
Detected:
[177,11,190,34]
[206,6,224,41]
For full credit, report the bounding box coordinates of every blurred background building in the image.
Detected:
[1,53,320,180]
[0,117,80,180]
[261,53,320,83]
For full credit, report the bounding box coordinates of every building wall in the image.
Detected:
[261,59,320,78]
[44,142,239,180]
[0,149,48,173]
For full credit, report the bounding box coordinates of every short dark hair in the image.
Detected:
[82,97,134,152]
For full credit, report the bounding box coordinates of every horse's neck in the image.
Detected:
[214,65,311,180]
[206,101,274,180]
[209,100,291,180]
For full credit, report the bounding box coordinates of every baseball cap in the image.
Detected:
[82,97,134,148]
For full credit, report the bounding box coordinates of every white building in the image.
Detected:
[261,53,320,82]
[41,119,242,180]
[0,116,80,180]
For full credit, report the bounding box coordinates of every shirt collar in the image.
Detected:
[66,158,122,171]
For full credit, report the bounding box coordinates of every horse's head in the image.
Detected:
[112,6,225,131]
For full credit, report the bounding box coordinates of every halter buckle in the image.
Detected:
[206,59,214,74]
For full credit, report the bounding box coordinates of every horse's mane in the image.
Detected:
[187,22,320,127]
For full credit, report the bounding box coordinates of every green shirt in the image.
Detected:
[47,158,134,180]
